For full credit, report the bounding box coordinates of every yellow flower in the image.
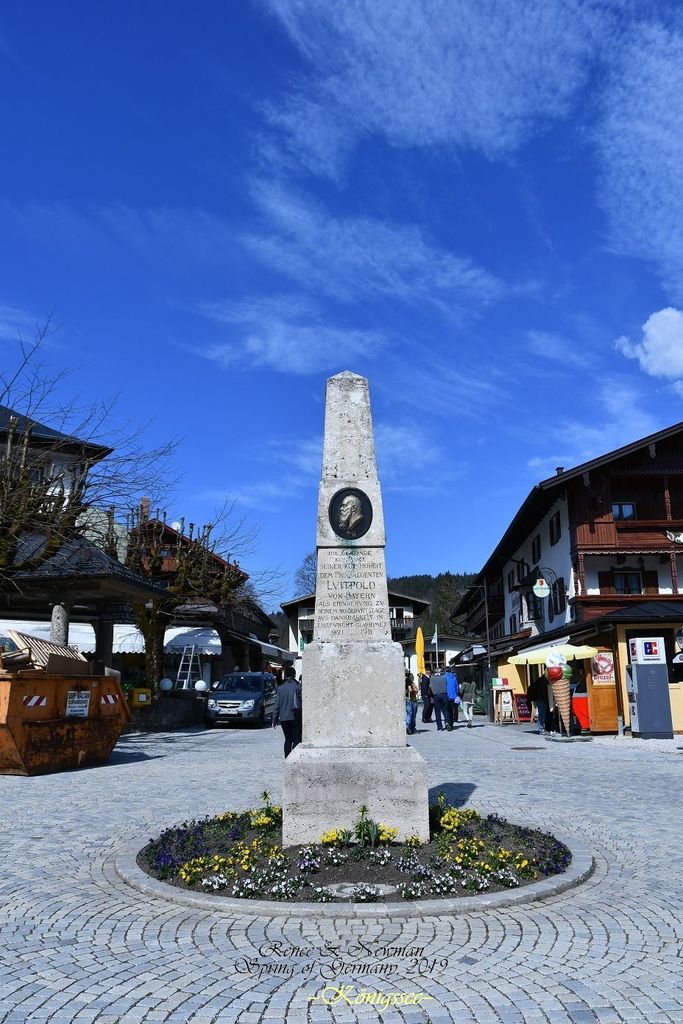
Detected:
[320,828,344,846]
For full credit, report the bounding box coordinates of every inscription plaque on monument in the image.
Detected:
[314,546,391,643]
[283,371,430,846]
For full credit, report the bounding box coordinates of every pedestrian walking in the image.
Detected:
[459,677,477,727]
[429,671,450,731]
[419,672,433,722]
[526,675,548,734]
[445,668,460,726]
[272,666,302,757]
[405,671,418,735]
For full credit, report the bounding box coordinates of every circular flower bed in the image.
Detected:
[138,792,571,904]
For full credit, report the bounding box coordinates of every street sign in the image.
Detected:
[65,690,90,717]
[532,578,550,598]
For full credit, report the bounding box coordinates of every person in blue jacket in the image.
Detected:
[444,668,460,729]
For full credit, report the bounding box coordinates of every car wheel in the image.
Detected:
[205,719,215,729]
[256,706,266,727]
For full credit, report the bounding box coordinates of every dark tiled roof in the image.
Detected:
[536,420,683,489]
[11,533,165,593]
[593,601,683,622]
[386,590,430,612]
[0,404,111,458]
[457,418,683,606]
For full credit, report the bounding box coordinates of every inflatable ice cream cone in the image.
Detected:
[551,678,571,735]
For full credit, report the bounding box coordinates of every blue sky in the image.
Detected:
[2,1,683,607]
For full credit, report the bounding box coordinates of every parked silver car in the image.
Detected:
[205,672,277,727]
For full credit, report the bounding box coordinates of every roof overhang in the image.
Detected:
[453,418,683,615]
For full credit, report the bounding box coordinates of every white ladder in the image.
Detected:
[176,645,202,689]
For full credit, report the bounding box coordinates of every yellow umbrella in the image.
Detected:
[415,627,426,676]
[509,642,598,666]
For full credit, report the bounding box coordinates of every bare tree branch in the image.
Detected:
[294,551,318,595]
[0,318,178,575]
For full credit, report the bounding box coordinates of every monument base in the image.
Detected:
[282,744,430,847]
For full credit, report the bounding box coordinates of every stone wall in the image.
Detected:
[124,690,207,732]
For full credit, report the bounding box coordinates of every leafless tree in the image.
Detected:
[294,550,318,595]
[1,318,283,687]
[124,500,283,687]
[0,317,176,574]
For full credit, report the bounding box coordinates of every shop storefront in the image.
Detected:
[505,612,683,736]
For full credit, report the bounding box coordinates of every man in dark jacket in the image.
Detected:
[429,671,450,731]
[419,673,433,722]
[272,666,302,756]
[526,675,548,734]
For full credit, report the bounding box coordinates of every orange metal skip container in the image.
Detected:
[0,673,131,776]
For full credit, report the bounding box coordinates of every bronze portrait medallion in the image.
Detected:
[329,488,373,540]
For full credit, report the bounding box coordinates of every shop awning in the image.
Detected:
[164,627,222,655]
[510,637,598,665]
[256,641,295,662]
[0,619,97,652]
[0,621,222,656]
[515,635,570,656]
[0,620,147,654]
[222,629,294,662]
[0,620,296,662]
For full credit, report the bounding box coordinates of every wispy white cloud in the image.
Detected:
[259,0,603,178]
[376,424,440,470]
[526,329,594,367]
[379,349,508,424]
[197,295,385,375]
[246,180,501,312]
[97,204,240,268]
[375,422,466,493]
[597,20,683,302]
[5,200,241,273]
[196,431,324,513]
[527,377,660,477]
[0,303,35,341]
[265,419,461,496]
[0,28,19,65]
[195,481,289,512]
[263,434,322,478]
[200,419,458,513]
[615,307,683,386]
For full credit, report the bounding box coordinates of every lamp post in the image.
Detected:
[483,578,493,721]
[454,581,493,721]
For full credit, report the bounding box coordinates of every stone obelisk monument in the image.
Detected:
[283,372,430,845]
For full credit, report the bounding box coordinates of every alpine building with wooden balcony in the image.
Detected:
[454,419,683,735]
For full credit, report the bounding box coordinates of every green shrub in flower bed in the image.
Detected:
[138,791,571,903]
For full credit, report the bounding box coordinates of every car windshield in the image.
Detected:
[217,676,263,694]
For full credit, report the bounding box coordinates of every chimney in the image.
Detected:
[556,466,564,476]
[140,496,151,520]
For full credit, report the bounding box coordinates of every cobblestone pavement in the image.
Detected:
[0,720,682,1024]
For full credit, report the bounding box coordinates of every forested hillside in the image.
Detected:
[388,571,476,636]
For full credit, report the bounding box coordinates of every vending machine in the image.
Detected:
[625,636,673,739]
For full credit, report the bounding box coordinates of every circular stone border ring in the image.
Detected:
[114,827,594,920]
